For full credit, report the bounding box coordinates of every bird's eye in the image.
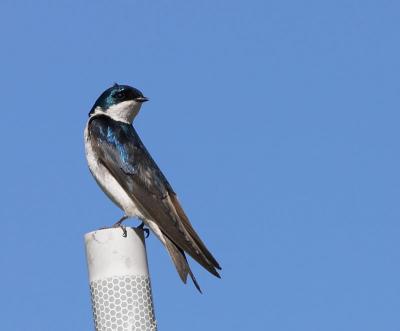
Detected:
[114,92,125,99]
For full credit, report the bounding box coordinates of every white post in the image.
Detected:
[84,227,157,331]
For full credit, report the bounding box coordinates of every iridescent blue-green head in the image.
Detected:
[89,84,148,123]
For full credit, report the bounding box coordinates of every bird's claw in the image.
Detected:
[111,215,130,237]
[99,216,148,238]
[98,223,127,237]
[112,223,127,237]
[136,222,150,238]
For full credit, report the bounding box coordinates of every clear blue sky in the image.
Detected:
[0,0,399,330]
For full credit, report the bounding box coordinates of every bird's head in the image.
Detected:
[89,83,148,123]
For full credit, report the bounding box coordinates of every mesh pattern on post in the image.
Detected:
[90,275,157,331]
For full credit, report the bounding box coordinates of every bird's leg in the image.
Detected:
[112,215,130,237]
[114,215,130,226]
[136,221,150,238]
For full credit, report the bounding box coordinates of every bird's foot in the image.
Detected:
[99,216,148,238]
[136,221,150,238]
[113,223,127,237]
[98,223,127,237]
[112,215,130,237]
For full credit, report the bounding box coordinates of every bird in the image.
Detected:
[84,83,221,292]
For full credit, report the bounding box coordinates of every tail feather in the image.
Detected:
[164,234,202,293]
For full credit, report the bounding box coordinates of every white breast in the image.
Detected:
[84,121,144,219]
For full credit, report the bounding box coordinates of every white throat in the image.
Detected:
[91,100,142,123]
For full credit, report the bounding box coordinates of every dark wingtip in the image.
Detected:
[208,266,222,279]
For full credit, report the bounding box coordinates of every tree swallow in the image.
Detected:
[84,83,221,292]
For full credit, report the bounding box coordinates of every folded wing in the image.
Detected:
[88,115,221,290]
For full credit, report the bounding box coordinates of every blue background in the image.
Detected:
[1,0,399,330]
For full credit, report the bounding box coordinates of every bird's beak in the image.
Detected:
[135,96,149,103]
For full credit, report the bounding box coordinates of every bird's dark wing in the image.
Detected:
[88,115,221,290]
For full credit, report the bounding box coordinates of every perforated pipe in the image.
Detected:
[84,228,157,331]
